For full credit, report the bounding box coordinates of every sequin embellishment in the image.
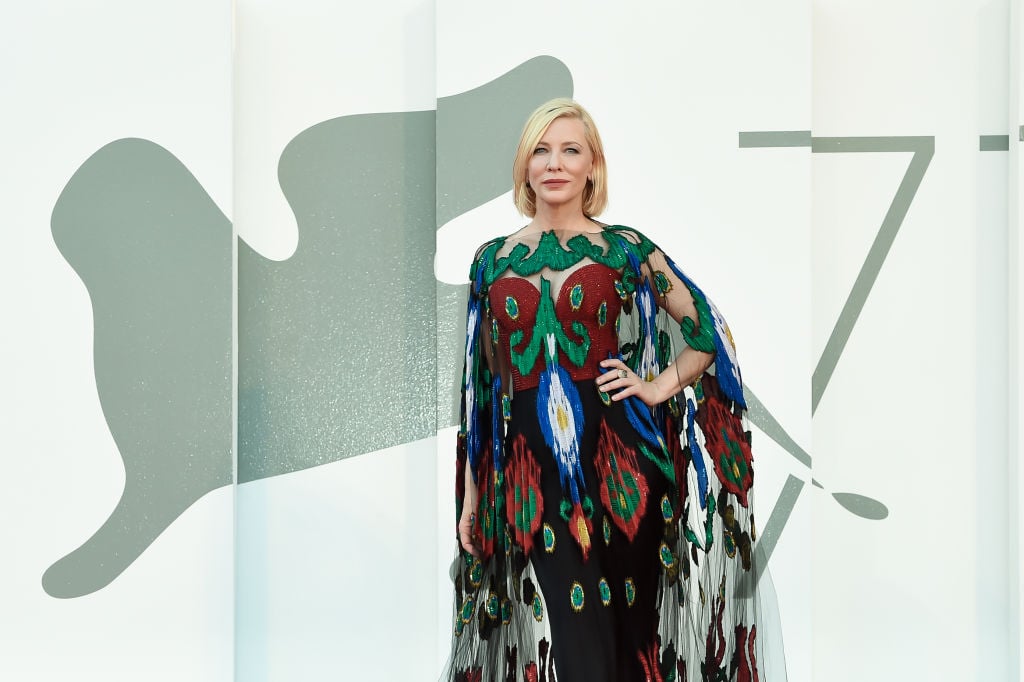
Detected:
[501,598,512,625]
[469,558,483,588]
[613,279,627,301]
[724,530,737,558]
[659,542,675,568]
[543,523,556,553]
[460,595,475,624]
[505,295,519,320]
[569,283,584,310]
[603,516,611,545]
[597,300,607,327]
[532,593,544,622]
[570,581,585,612]
[486,591,500,620]
[661,494,673,523]
[625,578,636,607]
[598,578,611,606]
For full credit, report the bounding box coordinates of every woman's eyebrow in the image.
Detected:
[536,139,583,147]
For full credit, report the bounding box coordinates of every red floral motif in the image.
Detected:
[504,434,544,556]
[538,638,555,682]
[732,625,759,682]
[703,596,728,680]
[524,662,538,682]
[637,639,665,682]
[456,667,482,682]
[489,263,623,391]
[595,418,649,541]
[695,379,754,507]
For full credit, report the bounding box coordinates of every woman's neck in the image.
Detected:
[528,203,594,234]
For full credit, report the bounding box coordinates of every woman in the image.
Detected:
[445,98,765,682]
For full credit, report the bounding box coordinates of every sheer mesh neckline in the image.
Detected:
[491,226,625,299]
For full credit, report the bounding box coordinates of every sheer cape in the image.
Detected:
[443,225,782,682]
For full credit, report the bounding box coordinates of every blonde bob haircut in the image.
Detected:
[512,98,608,218]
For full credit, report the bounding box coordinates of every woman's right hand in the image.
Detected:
[458,491,482,558]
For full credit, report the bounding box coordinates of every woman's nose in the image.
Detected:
[547,152,562,170]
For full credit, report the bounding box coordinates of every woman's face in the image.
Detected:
[527,116,594,214]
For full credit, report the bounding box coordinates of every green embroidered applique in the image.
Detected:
[679,282,716,354]
[653,270,672,295]
[509,277,591,375]
[474,227,656,287]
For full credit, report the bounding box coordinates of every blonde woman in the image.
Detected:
[445,98,768,682]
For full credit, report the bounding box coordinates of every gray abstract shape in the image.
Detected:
[831,492,888,520]
[239,56,573,481]
[738,130,812,148]
[44,57,574,596]
[811,136,934,413]
[980,134,1010,151]
[438,281,468,426]
[740,133,892,525]
[46,138,232,598]
[744,385,811,468]
[736,474,803,598]
[238,109,437,481]
[434,56,572,427]
[436,55,573,228]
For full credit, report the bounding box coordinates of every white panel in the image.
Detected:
[233,1,439,680]
[0,1,233,680]
[1011,0,1024,676]
[236,441,438,682]
[234,0,436,260]
[813,1,1010,679]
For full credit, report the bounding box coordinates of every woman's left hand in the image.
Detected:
[596,358,664,407]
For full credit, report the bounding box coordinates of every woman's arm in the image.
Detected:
[458,463,481,558]
[594,241,715,406]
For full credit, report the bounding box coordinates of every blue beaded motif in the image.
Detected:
[543,523,556,553]
[570,581,585,612]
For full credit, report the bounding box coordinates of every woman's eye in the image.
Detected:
[533,147,548,154]
[565,148,579,154]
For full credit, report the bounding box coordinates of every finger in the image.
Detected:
[612,384,638,401]
[598,359,627,373]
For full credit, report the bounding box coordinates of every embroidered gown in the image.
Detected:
[445,226,765,682]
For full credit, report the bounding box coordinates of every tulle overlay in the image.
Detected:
[444,226,770,682]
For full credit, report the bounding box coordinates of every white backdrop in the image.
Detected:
[813,2,1015,679]
[0,1,234,680]
[1,1,1020,681]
